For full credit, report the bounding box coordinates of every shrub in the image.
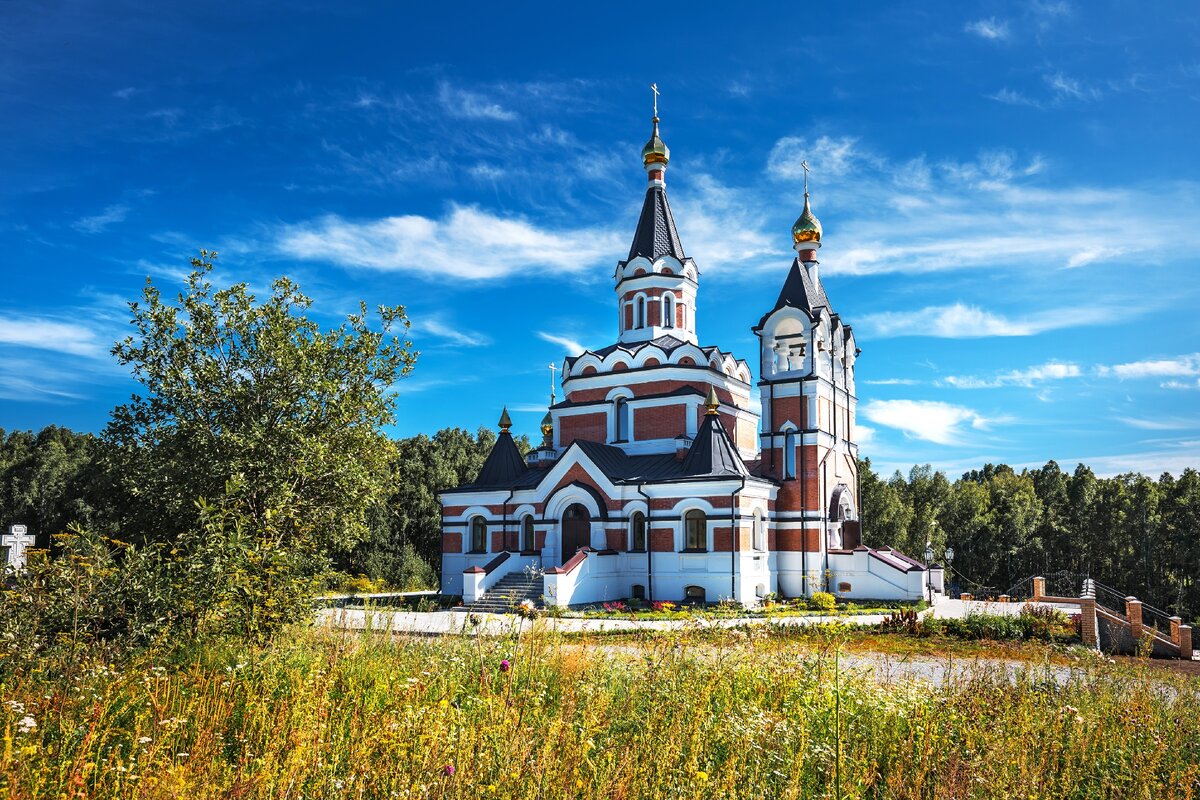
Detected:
[808,591,837,612]
[880,608,921,634]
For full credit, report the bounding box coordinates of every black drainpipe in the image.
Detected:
[822,460,830,591]
[731,476,747,602]
[637,481,652,602]
[502,488,517,552]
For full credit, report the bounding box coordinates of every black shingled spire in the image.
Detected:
[679,410,750,478]
[626,186,686,263]
[473,430,525,486]
[772,258,828,315]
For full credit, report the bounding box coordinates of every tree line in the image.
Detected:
[861,459,1200,621]
[5,422,1197,622]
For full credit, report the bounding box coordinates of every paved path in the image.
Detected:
[317,606,899,637]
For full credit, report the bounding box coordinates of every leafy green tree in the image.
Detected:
[0,427,100,542]
[858,458,913,551]
[101,252,417,560]
[942,478,994,592]
[901,465,951,557]
[345,426,529,587]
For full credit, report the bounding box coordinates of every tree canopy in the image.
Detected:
[101,253,417,554]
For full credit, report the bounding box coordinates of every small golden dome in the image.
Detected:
[498,407,512,432]
[641,117,670,167]
[791,193,822,245]
[705,385,720,415]
[540,411,553,439]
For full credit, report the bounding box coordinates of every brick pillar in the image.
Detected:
[1180,625,1192,660]
[1079,598,1099,649]
[960,592,973,602]
[1125,597,1143,639]
[1032,577,1045,600]
[999,594,1010,603]
[1170,616,1182,645]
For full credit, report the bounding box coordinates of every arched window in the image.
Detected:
[662,294,675,329]
[684,509,707,551]
[470,516,488,553]
[635,296,646,329]
[784,430,797,480]
[630,511,646,551]
[521,514,535,552]
[753,512,766,552]
[613,397,631,442]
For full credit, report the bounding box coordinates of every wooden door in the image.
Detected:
[561,504,590,564]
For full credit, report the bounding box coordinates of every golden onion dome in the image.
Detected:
[791,192,822,245]
[540,411,553,439]
[641,116,670,167]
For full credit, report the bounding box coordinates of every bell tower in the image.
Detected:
[613,87,699,345]
[752,168,860,597]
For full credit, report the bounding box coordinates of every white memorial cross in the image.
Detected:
[2,524,34,572]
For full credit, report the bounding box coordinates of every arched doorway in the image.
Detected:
[561,503,590,565]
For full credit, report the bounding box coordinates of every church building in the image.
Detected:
[440,106,940,607]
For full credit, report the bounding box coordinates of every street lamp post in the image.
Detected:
[924,541,934,603]
[944,546,955,598]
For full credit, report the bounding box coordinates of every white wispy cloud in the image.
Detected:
[855,424,876,447]
[1161,379,1200,390]
[859,303,1113,339]
[0,316,106,358]
[942,361,1082,389]
[1123,417,1199,431]
[989,88,1045,108]
[1062,447,1200,479]
[409,316,491,348]
[1097,353,1200,380]
[1045,72,1102,101]
[861,399,993,445]
[764,138,1200,279]
[437,82,518,121]
[965,17,1010,40]
[864,378,921,386]
[73,204,129,234]
[537,331,586,355]
[673,175,781,272]
[274,206,622,281]
[768,135,864,178]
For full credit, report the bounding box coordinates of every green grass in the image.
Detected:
[3,624,1198,799]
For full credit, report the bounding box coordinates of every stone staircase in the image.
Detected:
[468,572,543,613]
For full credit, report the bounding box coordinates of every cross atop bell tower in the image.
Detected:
[614,87,698,344]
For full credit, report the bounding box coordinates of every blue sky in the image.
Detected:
[2,1,1198,478]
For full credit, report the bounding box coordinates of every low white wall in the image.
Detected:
[825,550,928,601]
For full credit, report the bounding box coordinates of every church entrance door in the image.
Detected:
[561,504,590,565]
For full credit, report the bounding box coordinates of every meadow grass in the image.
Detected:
[3,623,1198,799]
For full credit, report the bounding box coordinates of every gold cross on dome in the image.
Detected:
[801,159,811,194]
[548,362,558,405]
[651,83,659,117]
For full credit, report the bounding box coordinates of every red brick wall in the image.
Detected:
[650,528,674,552]
[559,412,606,445]
[605,530,625,551]
[490,531,505,552]
[635,403,686,440]
[771,396,806,430]
[624,304,633,330]
[443,532,462,553]
[776,528,819,552]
